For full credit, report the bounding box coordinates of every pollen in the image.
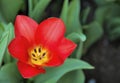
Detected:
[29,46,49,66]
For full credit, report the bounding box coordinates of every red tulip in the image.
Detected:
[8,15,76,78]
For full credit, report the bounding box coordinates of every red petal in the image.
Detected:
[58,38,77,60]
[46,38,76,67]
[15,15,38,42]
[17,61,45,78]
[45,53,64,67]
[35,17,65,48]
[8,36,30,62]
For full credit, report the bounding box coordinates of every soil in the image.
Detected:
[83,35,120,83]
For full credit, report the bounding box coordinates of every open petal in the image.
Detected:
[45,53,64,67]
[17,61,45,78]
[45,38,76,67]
[15,15,38,42]
[8,36,30,62]
[35,17,65,48]
[57,38,77,60]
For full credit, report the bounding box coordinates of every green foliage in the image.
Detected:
[0,23,4,39]
[0,0,24,22]
[94,0,116,6]
[67,33,86,43]
[34,59,93,83]
[0,62,23,83]
[0,29,9,66]
[29,0,51,22]
[107,17,120,40]
[81,6,91,24]
[3,23,14,64]
[60,0,86,59]
[60,0,68,24]
[83,21,103,53]
[60,0,84,35]
[94,3,120,24]
[63,0,82,35]
[94,3,120,41]
[58,70,85,83]
[0,23,14,66]
[108,26,120,40]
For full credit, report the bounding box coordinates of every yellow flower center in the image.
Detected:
[29,46,49,66]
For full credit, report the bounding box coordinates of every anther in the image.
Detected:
[29,46,49,65]
[32,53,35,57]
[42,53,46,56]
[33,58,37,61]
[39,57,42,60]
[38,48,41,53]
[34,49,37,53]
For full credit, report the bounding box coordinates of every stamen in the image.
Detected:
[39,57,42,60]
[29,46,49,65]
[33,58,37,61]
[34,49,37,53]
[42,53,46,57]
[32,53,35,57]
[38,48,41,53]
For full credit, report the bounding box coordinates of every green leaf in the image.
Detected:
[108,26,120,40]
[107,17,120,40]
[0,30,9,66]
[30,0,51,22]
[0,12,7,24]
[83,21,103,53]
[32,0,40,8]
[67,32,86,43]
[81,6,91,24]
[66,0,82,35]
[94,6,109,24]
[94,4,120,24]
[0,23,4,39]
[76,41,84,59]
[105,4,120,19]
[28,0,33,16]
[60,0,69,24]
[107,17,120,29]
[5,23,14,44]
[94,0,115,6]
[34,58,94,83]
[3,23,14,64]
[63,0,86,58]
[58,70,85,83]
[0,63,23,83]
[0,0,24,22]
[66,32,86,58]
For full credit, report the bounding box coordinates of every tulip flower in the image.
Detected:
[8,15,76,78]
